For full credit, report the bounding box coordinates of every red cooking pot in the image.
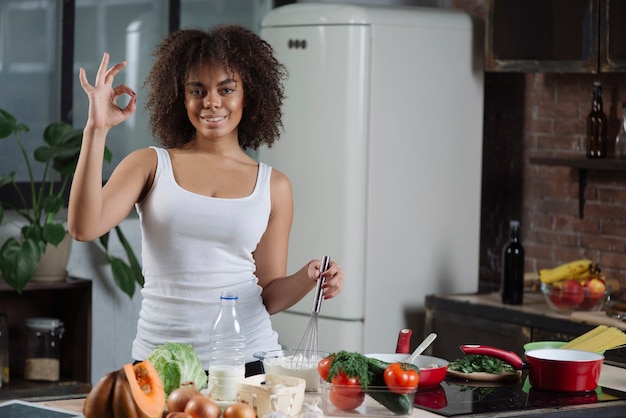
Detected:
[460,345,604,392]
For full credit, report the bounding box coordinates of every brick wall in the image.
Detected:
[481,72,626,301]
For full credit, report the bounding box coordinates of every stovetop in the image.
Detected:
[413,372,626,417]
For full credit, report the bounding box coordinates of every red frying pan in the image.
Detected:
[460,345,604,392]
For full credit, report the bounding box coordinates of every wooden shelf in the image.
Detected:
[529,155,626,171]
[529,155,626,218]
[0,276,92,400]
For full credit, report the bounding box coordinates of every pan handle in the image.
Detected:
[460,344,527,370]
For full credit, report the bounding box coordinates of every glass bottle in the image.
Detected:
[0,314,8,386]
[501,220,525,305]
[208,291,246,401]
[586,81,608,159]
[615,102,626,160]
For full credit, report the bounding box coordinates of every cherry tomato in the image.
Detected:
[318,356,334,381]
[383,362,419,394]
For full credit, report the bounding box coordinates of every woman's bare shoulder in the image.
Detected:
[118,147,159,169]
[269,166,292,192]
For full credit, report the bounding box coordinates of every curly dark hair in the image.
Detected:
[144,25,288,150]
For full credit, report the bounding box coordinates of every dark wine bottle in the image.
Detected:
[586,81,608,159]
[502,220,524,305]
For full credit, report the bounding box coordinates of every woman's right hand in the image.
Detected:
[79,52,136,131]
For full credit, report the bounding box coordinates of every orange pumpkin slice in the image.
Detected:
[83,360,165,418]
[123,360,166,418]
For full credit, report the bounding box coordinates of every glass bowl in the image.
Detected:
[253,349,330,392]
[541,282,610,312]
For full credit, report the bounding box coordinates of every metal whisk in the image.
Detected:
[292,255,331,368]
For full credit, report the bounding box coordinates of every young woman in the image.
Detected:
[68,25,344,375]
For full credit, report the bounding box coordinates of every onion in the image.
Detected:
[167,386,202,412]
[184,396,220,418]
[167,413,193,418]
[223,401,256,418]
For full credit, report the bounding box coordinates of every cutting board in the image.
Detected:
[570,311,626,331]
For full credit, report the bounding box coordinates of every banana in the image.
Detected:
[539,259,593,284]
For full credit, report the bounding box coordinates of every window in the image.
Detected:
[0,0,273,206]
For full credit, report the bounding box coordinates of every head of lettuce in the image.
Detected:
[148,342,208,397]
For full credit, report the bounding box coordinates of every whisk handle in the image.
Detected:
[312,256,331,313]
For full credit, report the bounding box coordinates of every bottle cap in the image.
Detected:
[220,291,238,301]
[510,220,520,228]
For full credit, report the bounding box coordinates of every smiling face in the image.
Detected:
[184,61,245,143]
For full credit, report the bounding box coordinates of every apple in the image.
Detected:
[578,276,608,310]
[550,279,585,309]
[585,276,607,295]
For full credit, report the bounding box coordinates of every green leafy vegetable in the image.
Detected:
[327,350,372,389]
[448,354,515,374]
[148,342,208,397]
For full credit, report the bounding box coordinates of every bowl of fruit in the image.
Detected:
[539,259,610,312]
[541,278,609,312]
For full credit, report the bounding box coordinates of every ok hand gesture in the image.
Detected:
[79,52,136,131]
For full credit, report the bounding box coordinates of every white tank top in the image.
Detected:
[132,147,281,366]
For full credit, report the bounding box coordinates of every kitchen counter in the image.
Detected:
[424,292,626,366]
[30,363,626,417]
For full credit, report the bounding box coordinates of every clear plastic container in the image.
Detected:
[23,317,64,382]
[321,380,416,416]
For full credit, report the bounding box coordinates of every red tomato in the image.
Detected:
[383,363,419,394]
[329,386,365,411]
[331,371,362,395]
[318,356,334,381]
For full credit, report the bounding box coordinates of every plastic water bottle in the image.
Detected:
[208,291,246,401]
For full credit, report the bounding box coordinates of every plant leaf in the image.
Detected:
[0,109,28,139]
[43,195,64,217]
[0,172,16,189]
[43,223,66,247]
[114,225,144,287]
[108,256,136,298]
[0,238,41,293]
[99,231,110,250]
[22,224,46,253]
[42,121,75,147]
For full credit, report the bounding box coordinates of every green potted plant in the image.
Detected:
[0,108,142,296]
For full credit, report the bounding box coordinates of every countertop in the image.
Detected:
[33,363,626,418]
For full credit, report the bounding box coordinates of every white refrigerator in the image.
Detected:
[259,3,484,354]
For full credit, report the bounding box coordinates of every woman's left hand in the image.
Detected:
[309,259,344,299]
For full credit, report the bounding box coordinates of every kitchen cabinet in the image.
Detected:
[529,155,626,218]
[0,277,91,400]
[424,292,626,366]
[486,0,626,73]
